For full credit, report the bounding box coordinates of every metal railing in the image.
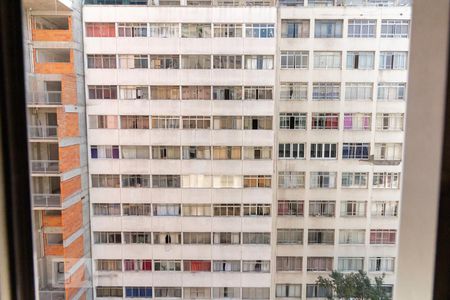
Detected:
[31,160,59,174]
[28,125,58,139]
[39,291,65,300]
[32,194,61,208]
[28,91,62,105]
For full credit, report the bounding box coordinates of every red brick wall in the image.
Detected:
[57,110,80,138]
[64,235,84,271]
[62,201,83,238]
[61,75,78,105]
[34,49,74,74]
[60,175,81,200]
[59,145,80,174]
[32,16,72,42]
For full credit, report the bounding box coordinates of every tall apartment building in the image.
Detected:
[22,0,92,299]
[83,0,410,299]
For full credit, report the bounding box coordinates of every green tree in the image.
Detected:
[316,270,390,300]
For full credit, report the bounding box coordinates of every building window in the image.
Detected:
[279,0,304,5]
[122,204,152,216]
[278,200,304,216]
[96,259,122,271]
[212,86,242,100]
[151,86,180,100]
[213,23,242,37]
[183,232,211,244]
[370,229,396,244]
[46,233,63,245]
[373,172,400,189]
[311,113,339,129]
[280,51,309,69]
[212,116,242,129]
[243,146,272,160]
[309,201,335,217]
[281,19,309,38]
[243,175,272,188]
[276,256,302,272]
[212,175,243,188]
[242,260,271,273]
[151,116,180,129]
[312,83,340,100]
[148,23,179,38]
[341,201,366,217]
[245,23,274,38]
[85,22,115,37]
[121,146,150,159]
[279,112,307,129]
[181,175,212,188]
[243,204,271,216]
[341,172,368,188]
[88,85,118,100]
[308,230,334,245]
[153,204,181,216]
[152,146,181,160]
[181,23,211,38]
[346,51,375,70]
[276,284,301,298]
[342,143,370,159]
[183,261,211,272]
[213,260,241,272]
[183,287,211,299]
[183,204,212,216]
[123,232,151,244]
[213,204,241,216]
[242,288,270,299]
[339,230,365,244]
[181,55,211,69]
[313,51,341,69]
[307,257,333,271]
[243,116,273,130]
[154,260,181,271]
[153,232,181,244]
[314,20,343,38]
[118,54,148,69]
[310,143,337,159]
[343,113,371,130]
[91,174,120,188]
[121,175,151,188]
[90,145,119,159]
[308,0,333,5]
[213,288,240,299]
[154,287,182,298]
[377,82,406,100]
[96,287,123,297]
[182,146,211,160]
[242,232,270,244]
[371,201,399,217]
[182,116,211,129]
[381,19,409,38]
[213,55,242,69]
[119,86,149,100]
[374,143,403,161]
[280,82,308,101]
[277,229,303,245]
[94,232,122,244]
[347,19,376,38]
[310,172,337,189]
[150,55,179,69]
[345,83,373,100]
[244,86,273,100]
[338,257,364,272]
[93,203,121,216]
[376,113,404,131]
[124,259,152,271]
[279,143,305,159]
[380,51,408,70]
[118,23,147,37]
[182,86,211,100]
[213,232,241,244]
[244,55,274,70]
[306,285,331,298]
[212,146,241,160]
[120,115,150,129]
[87,54,116,69]
[369,257,395,272]
[278,171,305,189]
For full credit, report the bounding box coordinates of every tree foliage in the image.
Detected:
[316,270,390,300]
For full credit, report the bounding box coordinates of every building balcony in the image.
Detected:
[39,290,65,300]
[29,126,58,140]
[27,91,62,106]
[31,160,59,174]
[32,194,61,209]
[32,16,72,42]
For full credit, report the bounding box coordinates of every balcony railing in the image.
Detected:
[32,194,61,208]
[39,291,65,300]
[28,91,62,105]
[31,160,59,174]
[29,125,58,139]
